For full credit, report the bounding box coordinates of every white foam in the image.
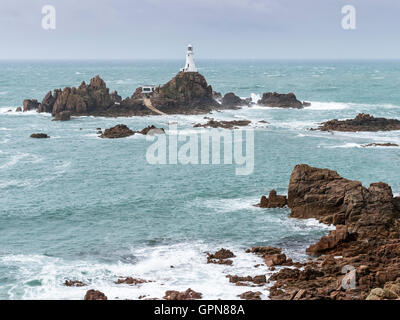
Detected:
[306,101,349,110]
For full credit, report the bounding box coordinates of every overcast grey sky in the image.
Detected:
[0,0,399,59]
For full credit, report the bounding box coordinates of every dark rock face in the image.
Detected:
[84,290,107,300]
[288,164,399,239]
[194,119,251,129]
[163,288,202,300]
[53,111,71,121]
[30,133,50,139]
[258,92,306,109]
[150,72,219,114]
[268,164,400,300]
[221,92,248,108]
[314,113,400,132]
[212,91,222,101]
[23,99,40,112]
[258,190,287,208]
[100,124,135,139]
[16,107,22,112]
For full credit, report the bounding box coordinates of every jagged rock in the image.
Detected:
[150,72,219,114]
[207,249,235,265]
[306,225,351,255]
[194,119,251,129]
[258,190,287,208]
[238,291,262,300]
[115,277,149,285]
[64,280,86,287]
[84,290,107,300]
[38,91,57,113]
[314,113,400,132]
[53,111,71,121]
[265,254,287,267]
[212,91,222,101]
[163,288,202,300]
[23,99,40,112]
[16,107,22,112]
[110,90,122,104]
[258,92,306,109]
[288,164,400,239]
[30,133,50,139]
[227,275,267,285]
[221,92,248,108]
[100,124,135,139]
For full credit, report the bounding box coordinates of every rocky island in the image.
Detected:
[314,113,400,132]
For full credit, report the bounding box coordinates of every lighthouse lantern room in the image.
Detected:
[182,44,198,73]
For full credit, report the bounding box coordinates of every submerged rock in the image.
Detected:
[362,143,399,147]
[30,133,50,139]
[314,113,400,132]
[258,92,307,109]
[64,280,86,287]
[194,119,251,129]
[100,124,135,139]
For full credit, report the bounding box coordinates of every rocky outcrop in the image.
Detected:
[227,275,267,286]
[23,99,40,112]
[366,278,400,300]
[258,92,307,109]
[84,290,107,300]
[150,72,219,114]
[30,133,50,139]
[100,124,135,139]
[16,107,22,112]
[194,119,251,129]
[314,113,400,132]
[207,249,235,265]
[288,164,400,239]
[163,288,202,300]
[257,190,287,208]
[267,164,400,300]
[221,92,249,108]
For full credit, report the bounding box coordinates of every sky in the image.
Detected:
[0,0,399,60]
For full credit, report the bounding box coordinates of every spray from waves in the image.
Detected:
[0,242,270,300]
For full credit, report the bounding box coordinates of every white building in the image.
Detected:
[181,44,198,72]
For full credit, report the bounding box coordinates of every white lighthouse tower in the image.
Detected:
[182,44,197,72]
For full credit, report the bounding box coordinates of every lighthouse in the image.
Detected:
[182,44,198,72]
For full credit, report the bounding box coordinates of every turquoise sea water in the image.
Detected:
[1,60,400,299]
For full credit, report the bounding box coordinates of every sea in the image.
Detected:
[0,60,400,300]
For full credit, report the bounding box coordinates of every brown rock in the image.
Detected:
[16,107,22,112]
[238,291,262,300]
[115,277,149,285]
[163,288,202,300]
[100,124,135,139]
[362,143,399,148]
[84,290,107,300]
[194,119,251,129]
[139,125,165,135]
[221,92,248,108]
[258,92,306,109]
[258,190,287,208]
[265,254,287,267]
[23,99,40,112]
[314,113,400,132]
[207,248,235,265]
[64,280,86,287]
[53,111,71,121]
